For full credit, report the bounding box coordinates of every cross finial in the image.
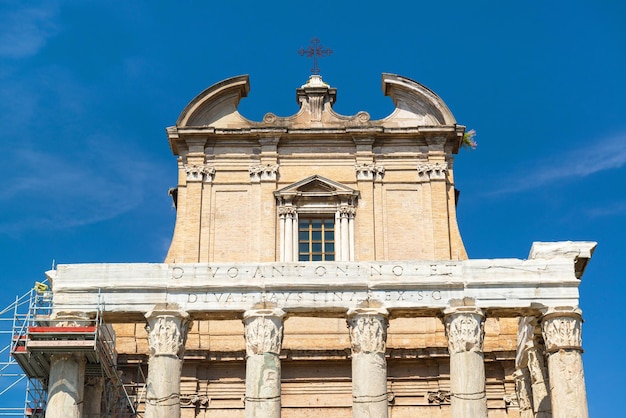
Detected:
[298,37,332,75]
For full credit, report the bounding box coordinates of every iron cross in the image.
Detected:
[298,37,333,74]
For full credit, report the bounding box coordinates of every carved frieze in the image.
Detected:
[145,311,191,359]
[347,308,389,354]
[355,164,385,181]
[541,308,582,352]
[184,164,215,183]
[427,390,451,404]
[444,307,485,354]
[249,164,279,182]
[243,309,285,357]
[417,162,448,181]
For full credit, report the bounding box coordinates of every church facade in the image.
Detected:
[41,73,594,418]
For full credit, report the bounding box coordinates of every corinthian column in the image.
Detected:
[347,307,389,418]
[144,307,191,418]
[243,308,285,418]
[541,307,588,418]
[443,304,487,418]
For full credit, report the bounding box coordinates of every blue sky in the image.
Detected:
[0,1,624,415]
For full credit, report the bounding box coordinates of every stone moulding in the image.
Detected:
[46,241,596,321]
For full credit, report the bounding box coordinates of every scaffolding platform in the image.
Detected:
[3,284,140,417]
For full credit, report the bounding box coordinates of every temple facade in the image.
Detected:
[41,73,595,418]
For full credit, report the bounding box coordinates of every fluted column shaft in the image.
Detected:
[347,307,389,418]
[444,305,487,418]
[144,308,191,418]
[541,307,588,418]
[243,308,285,418]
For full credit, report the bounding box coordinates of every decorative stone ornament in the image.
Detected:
[444,306,485,354]
[417,162,448,181]
[243,308,285,357]
[541,307,583,352]
[184,164,215,183]
[355,163,385,181]
[347,307,388,354]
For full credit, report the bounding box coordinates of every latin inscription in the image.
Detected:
[171,263,461,281]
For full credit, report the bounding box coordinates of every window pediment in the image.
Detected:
[274,175,359,204]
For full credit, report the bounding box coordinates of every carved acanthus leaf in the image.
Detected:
[244,311,284,356]
[542,314,582,351]
[347,313,388,354]
[184,164,215,182]
[249,164,279,182]
[355,164,385,181]
[146,315,190,359]
[416,162,448,180]
[444,309,484,354]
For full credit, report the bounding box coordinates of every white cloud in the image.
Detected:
[487,132,626,195]
[0,3,60,59]
[0,137,166,235]
[585,201,626,218]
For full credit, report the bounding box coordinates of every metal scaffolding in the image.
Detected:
[0,282,141,417]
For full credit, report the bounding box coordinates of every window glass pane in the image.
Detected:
[297,216,337,262]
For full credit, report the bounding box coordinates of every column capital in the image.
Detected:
[347,307,389,354]
[243,308,285,357]
[541,306,583,352]
[145,308,191,359]
[443,305,485,354]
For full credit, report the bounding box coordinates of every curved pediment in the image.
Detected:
[171,73,459,132]
[176,75,251,127]
[380,73,456,126]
